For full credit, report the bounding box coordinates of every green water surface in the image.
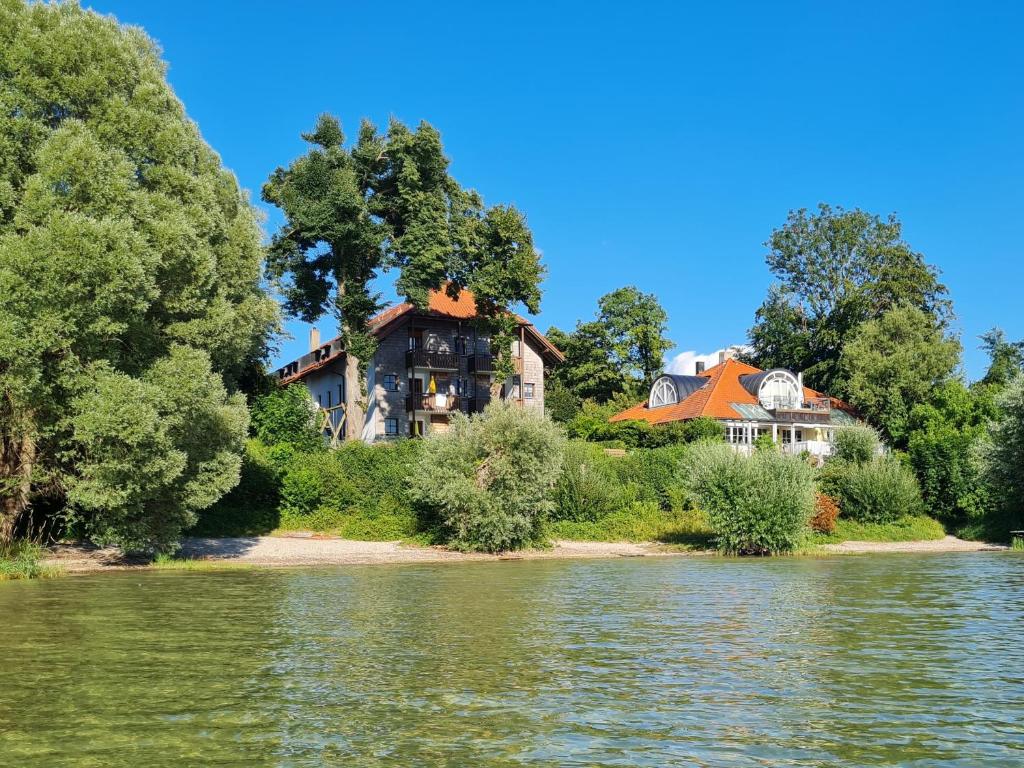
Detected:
[1,553,1022,766]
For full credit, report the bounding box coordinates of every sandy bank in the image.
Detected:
[41,536,681,573]
[818,535,1006,554]
[40,533,1008,573]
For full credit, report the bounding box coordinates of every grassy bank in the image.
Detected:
[0,543,61,581]
[810,515,946,545]
[543,504,715,549]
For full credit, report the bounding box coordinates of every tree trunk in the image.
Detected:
[0,424,34,547]
[344,352,364,440]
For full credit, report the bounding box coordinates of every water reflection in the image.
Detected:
[1,554,1022,766]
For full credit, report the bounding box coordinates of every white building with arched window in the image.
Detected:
[610,358,861,459]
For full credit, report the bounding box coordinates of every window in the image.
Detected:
[408,330,423,350]
[649,377,678,408]
[758,371,801,410]
[326,390,332,408]
[383,374,398,391]
[455,336,469,356]
[338,383,345,405]
[524,383,535,399]
[511,339,522,357]
[384,418,399,436]
[509,375,521,400]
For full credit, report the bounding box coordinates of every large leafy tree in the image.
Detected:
[839,305,960,447]
[0,2,276,549]
[262,114,545,388]
[979,374,1024,539]
[748,204,951,393]
[548,286,672,404]
[906,328,1024,534]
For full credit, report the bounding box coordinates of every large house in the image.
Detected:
[276,287,563,443]
[610,353,858,457]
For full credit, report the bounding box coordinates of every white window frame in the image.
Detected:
[524,382,535,399]
[650,377,678,408]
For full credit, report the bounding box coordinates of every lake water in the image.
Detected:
[1,554,1022,767]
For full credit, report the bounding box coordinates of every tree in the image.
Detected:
[408,401,566,552]
[979,375,1024,539]
[907,380,993,531]
[546,321,631,403]
[262,115,545,398]
[250,384,323,452]
[597,286,672,390]
[979,328,1024,388]
[839,306,960,447]
[0,3,276,548]
[748,204,951,393]
[547,286,672,403]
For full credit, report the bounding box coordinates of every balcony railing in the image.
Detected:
[406,349,459,370]
[406,393,461,412]
[467,353,494,374]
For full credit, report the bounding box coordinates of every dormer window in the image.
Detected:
[650,377,678,408]
[757,370,801,410]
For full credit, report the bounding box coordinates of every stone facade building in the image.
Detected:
[276,287,563,442]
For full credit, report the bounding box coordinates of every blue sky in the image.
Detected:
[90,1,1023,379]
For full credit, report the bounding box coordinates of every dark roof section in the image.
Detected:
[738,369,793,397]
[664,374,709,400]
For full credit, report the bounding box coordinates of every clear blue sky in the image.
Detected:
[89,0,1023,379]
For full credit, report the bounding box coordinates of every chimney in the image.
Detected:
[695,361,705,374]
[718,350,726,364]
[309,327,320,351]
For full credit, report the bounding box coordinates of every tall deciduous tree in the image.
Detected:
[839,306,960,447]
[547,286,672,404]
[0,2,276,549]
[262,114,545,393]
[979,374,1024,539]
[748,204,951,393]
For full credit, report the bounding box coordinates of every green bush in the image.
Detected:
[251,384,323,451]
[279,451,361,516]
[832,424,880,464]
[682,441,816,555]
[409,402,566,552]
[544,502,714,547]
[825,455,924,523]
[621,444,690,509]
[190,439,282,536]
[553,441,633,521]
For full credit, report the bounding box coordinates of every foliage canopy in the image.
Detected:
[0,1,276,549]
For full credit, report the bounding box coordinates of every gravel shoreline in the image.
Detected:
[39,533,1007,574]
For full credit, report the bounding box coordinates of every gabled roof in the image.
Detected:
[610,358,852,424]
[279,286,562,384]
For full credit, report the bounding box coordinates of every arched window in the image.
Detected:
[758,371,801,410]
[650,377,678,408]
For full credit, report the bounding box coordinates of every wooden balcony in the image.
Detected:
[406,349,459,370]
[406,393,461,413]
[467,353,494,374]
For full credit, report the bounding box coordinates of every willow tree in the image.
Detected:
[0,2,277,549]
[262,115,545,397]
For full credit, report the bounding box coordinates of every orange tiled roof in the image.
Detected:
[609,358,846,424]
